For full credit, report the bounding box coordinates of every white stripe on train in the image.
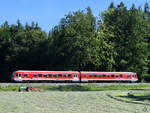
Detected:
[14,78,138,82]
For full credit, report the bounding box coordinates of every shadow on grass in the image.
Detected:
[130,89,148,91]
[39,85,150,92]
[52,85,90,91]
[119,94,150,102]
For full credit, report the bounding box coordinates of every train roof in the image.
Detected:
[15,70,135,73]
[15,70,78,72]
[81,71,134,73]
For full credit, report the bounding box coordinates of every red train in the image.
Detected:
[11,70,138,82]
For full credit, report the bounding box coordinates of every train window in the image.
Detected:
[103,74,106,77]
[24,73,28,77]
[18,73,22,77]
[53,74,57,77]
[120,74,123,78]
[111,74,114,77]
[68,74,72,77]
[33,73,37,77]
[89,74,92,77]
[107,74,110,77]
[15,73,18,77]
[99,74,101,77]
[73,74,76,77]
[58,74,62,77]
[63,74,67,77]
[116,75,119,78]
[94,74,97,77]
[84,74,86,78]
[44,74,47,77]
[132,75,135,78]
[48,74,52,77]
[38,74,42,77]
[127,75,130,78]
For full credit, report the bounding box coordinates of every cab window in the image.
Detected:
[15,73,18,77]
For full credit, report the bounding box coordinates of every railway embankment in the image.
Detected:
[0,83,150,91]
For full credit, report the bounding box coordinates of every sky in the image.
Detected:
[0,0,147,32]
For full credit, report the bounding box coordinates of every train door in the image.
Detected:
[18,73,22,80]
[73,74,78,81]
[79,72,81,83]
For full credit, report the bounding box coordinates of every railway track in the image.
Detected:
[0,83,150,87]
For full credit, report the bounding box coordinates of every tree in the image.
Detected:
[1,21,9,28]
[0,27,11,81]
[10,29,47,70]
[108,2,115,9]
[17,19,24,31]
[101,2,149,80]
[48,7,99,71]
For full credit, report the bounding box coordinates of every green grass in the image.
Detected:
[30,84,150,91]
[1,84,150,91]
[0,85,19,91]
[110,91,150,105]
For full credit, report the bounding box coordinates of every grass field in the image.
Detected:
[0,90,150,113]
[0,84,150,113]
[111,90,150,105]
[1,84,150,91]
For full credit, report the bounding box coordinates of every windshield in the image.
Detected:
[11,72,16,80]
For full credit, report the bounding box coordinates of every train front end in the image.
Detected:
[11,71,16,82]
[11,71,23,82]
[131,73,138,82]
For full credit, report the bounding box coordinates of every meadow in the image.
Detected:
[1,84,150,91]
[0,90,149,113]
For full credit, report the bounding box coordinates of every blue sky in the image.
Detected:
[0,0,147,32]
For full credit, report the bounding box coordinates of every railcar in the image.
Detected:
[12,70,79,82]
[11,70,138,82]
[81,72,138,82]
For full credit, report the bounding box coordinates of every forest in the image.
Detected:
[0,2,150,82]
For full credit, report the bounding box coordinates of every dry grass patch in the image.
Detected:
[0,91,150,113]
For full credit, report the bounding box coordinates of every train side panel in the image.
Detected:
[12,71,80,82]
[80,72,138,82]
[12,70,138,82]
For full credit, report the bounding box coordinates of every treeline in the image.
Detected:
[0,2,150,82]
